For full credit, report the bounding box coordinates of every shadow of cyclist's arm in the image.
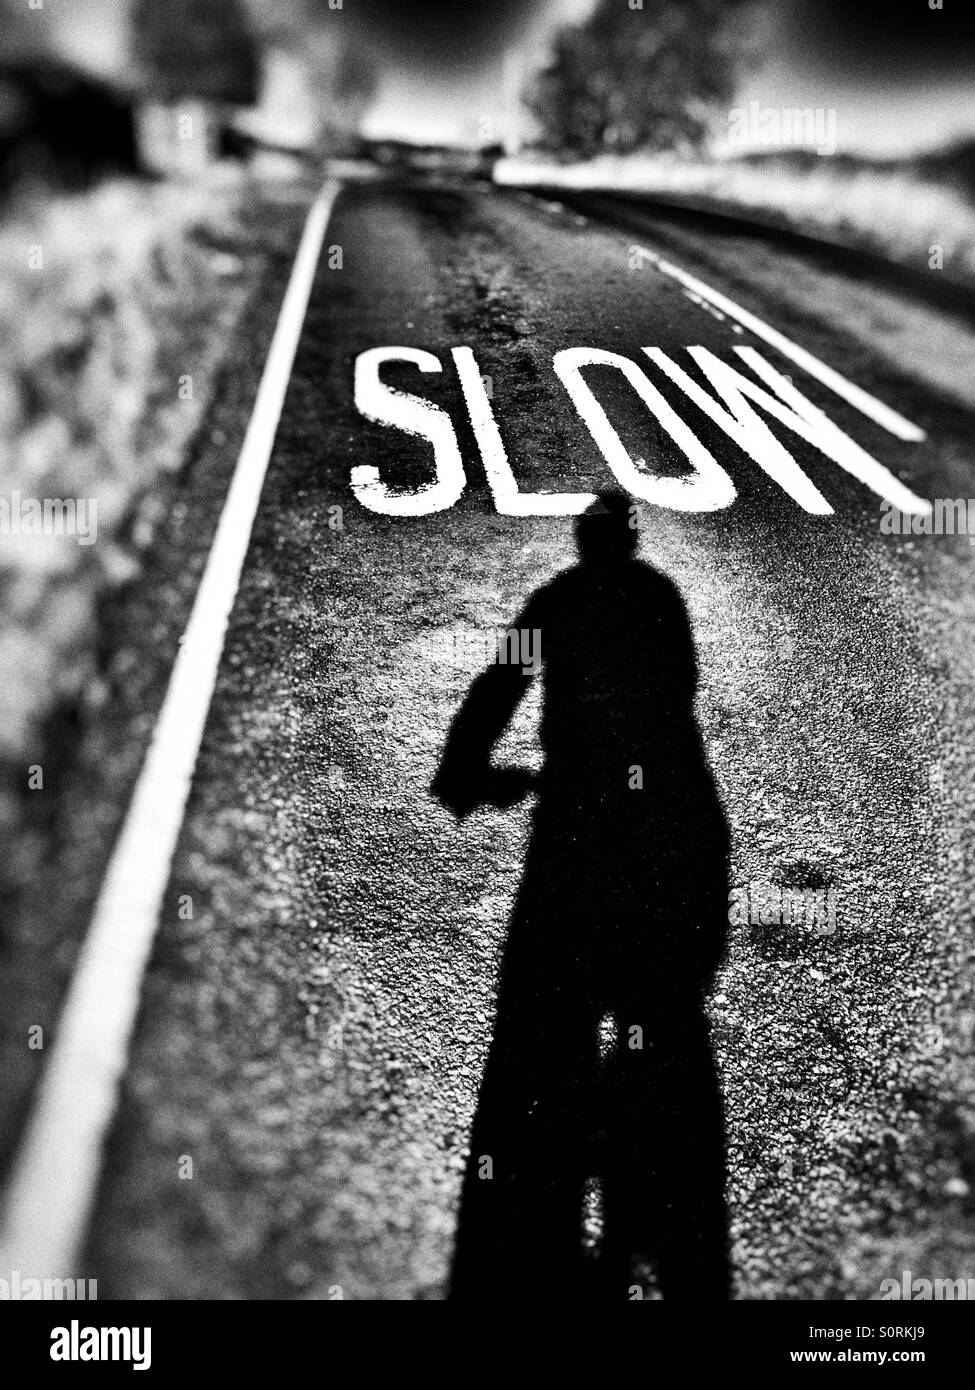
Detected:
[431,605,541,817]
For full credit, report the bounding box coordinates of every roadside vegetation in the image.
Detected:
[496,143,975,289]
[0,171,263,862]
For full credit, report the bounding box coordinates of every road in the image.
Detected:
[18,173,975,1299]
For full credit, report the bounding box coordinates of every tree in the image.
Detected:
[132,0,260,106]
[525,0,747,158]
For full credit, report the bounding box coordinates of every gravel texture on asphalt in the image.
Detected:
[70,179,975,1299]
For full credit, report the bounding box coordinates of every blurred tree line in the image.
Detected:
[0,0,380,183]
[132,0,260,105]
[132,0,378,117]
[526,0,751,158]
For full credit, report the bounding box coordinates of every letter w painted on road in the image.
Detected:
[645,345,931,516]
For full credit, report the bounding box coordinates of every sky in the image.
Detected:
[358,0,975,157]
[6,0,973,159]
[359,0,596,148]
[724,0,975,157]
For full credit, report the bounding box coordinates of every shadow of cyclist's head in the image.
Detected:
[575,490,638,567]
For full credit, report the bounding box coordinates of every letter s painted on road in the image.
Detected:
[352,347,467,515]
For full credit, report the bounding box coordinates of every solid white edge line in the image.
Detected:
[634,243,928,443]
[0,179,341,1282]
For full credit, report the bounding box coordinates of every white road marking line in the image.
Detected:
[553,346,736,512]
[644,345,931,515]
[634,244,928,443]
[451,346,596,514]
[0,179,341,1281]
[352,346,467,514]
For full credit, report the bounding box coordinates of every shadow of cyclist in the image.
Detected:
[431,492,732,1301]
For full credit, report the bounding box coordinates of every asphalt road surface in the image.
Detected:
[27,173,975,1299]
